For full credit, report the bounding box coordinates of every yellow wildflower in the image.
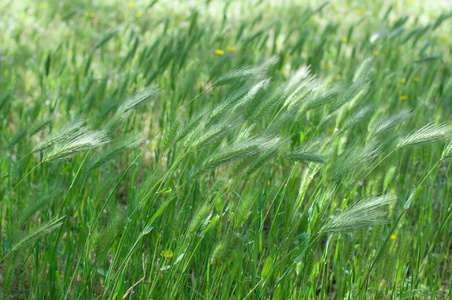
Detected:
[214,49,224,55]
[284,54,291,60]
[227,47,235,52]
[67,50,73,56]
[136,12,142,18]
[407,0,415,3]
[390,234,396,240]
[341,37,348,43]
[358,9,366,15]
[372,50,379,56]
[161,250,174,259]
[324,63,330,69]
[399,78,406,84]
[399,95,408,101]
[40,2,48,8]
[127,2,134,8]
[89,12,95,18]
[413,77,420,83]
[440,35,448,41]
[176,18,183,23]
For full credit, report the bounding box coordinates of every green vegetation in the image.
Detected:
[1,0,452,298]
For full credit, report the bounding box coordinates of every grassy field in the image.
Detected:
[1,0,452,299]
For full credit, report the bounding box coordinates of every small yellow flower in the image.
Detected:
[227,47,235,52]
[127,2,134,8]
[336,13,341,18]
[390,234,396,240]
[284,54,291,60]
[89,12,95,18]
[67,50,73,56]
[324,63,330,69]
[372,50,379,56]
[399,78,406,84]
[440,35,449,41]
[407,0,415,3]
[170,11,175,16]
[40,2,48,8]
[161,250,174,259]
[399,95,408,101]
[331,4,337,11]
[136,12,142,18]
[214,49,224,55]
[358,9,366,15]
[413,77,420,83]
[176,18,183,23]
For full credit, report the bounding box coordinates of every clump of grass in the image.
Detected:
[319,195,396,233]
[42,129,110,162]
[32,118,87,152]
[396,122,452,150]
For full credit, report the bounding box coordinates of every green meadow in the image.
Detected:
[1,0,452,298]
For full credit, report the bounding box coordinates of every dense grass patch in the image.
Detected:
[1,0,452,299]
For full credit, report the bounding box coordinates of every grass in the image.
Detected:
[1,0,452,299]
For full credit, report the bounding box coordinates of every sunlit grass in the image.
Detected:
[1,0,452,299]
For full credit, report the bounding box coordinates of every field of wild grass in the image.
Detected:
[1,0,452,299]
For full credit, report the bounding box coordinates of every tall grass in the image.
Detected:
[1,0,452,299]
